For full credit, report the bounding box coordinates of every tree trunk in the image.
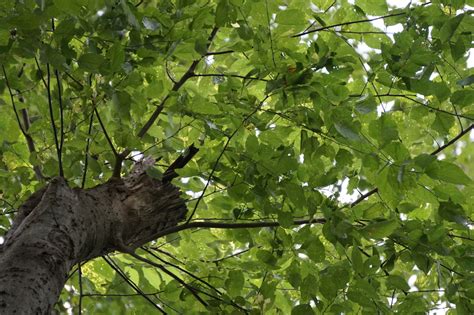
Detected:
[0,171,187,314]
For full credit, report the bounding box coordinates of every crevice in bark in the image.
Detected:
[0,169,187,314]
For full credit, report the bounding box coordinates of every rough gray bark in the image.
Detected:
[0,171,187,314]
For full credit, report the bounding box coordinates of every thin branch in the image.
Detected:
[141,248,226,299]
[54,69,65,174]
[83,292,162,297]
[78,263,83,315]
[151,218,326,242]
[119,248,209,307]
[208,247,255,263]
[81,112,94,188]
[186,95,270,223]
[293,11,406,37]
[93,107,124,178]
[94,108,117,156]
[265,0,276,68]
[402,95,473,120]
[137,26,219,139]
[20,108,45,180]
[2,65,44,181]
[46,63,63,176]
[102,256,167,314]
[430,124,474,155]
[206,50,234,56]
[191,73,268,82]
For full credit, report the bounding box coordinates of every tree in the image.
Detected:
[0,0,473,313]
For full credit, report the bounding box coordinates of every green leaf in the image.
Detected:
[107,42,125,72]
[54,0,82,14]
[457,75,474,87]
[355,0,388,15]
[275,9,307,25]
[386,275,410,292]
[334,122,361,142]
[408,79,450,101]
[277,210,293,228]
[425,160,472,185]
[291,304,314,315]
[438,201,468,225]
[191,100,220,114]
[451,89,474,107]
[78,53,105,73]
[225,270,244,296]
[439,14,464,42]
[360,219,398,239]
[303,236,325,263]
[256,250,277,266]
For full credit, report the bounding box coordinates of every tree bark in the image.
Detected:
[0,171,187,314]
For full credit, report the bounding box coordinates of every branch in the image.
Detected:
[293,11,406,37]
[1,66,44,181]
[118,247,209,307]
[350,124,474,207]
[93,107,123,178]
[141,248,228,300]
[191,73,268,82]
[41,62,63,177]
[102,256,166,314]
[430,124,474,155]
[186,95,270,223]
[151,218,326,242]
[81,112,94,188]
[205,50,234,56]
[54,69,65,171]
[137,26,219,139]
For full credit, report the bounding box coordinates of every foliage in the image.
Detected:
[1,0,474,313]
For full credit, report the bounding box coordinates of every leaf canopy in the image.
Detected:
[1,0,474,314]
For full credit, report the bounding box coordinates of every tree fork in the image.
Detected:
[0,171,187,313]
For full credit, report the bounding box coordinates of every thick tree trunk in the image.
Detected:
[0,171,187,314]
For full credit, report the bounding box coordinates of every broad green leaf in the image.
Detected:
[291,304,314,315]
[355,0,388,15]
[334,122,361,142]
[107,42,126,72]
[425,160,472,185]
[360,219,398,239]
[276,9,307,26]
[451,89,474,107]
[386,275,410,292]
[78,53,105,73]
[225,270,245,296]
[439,14,464,42]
